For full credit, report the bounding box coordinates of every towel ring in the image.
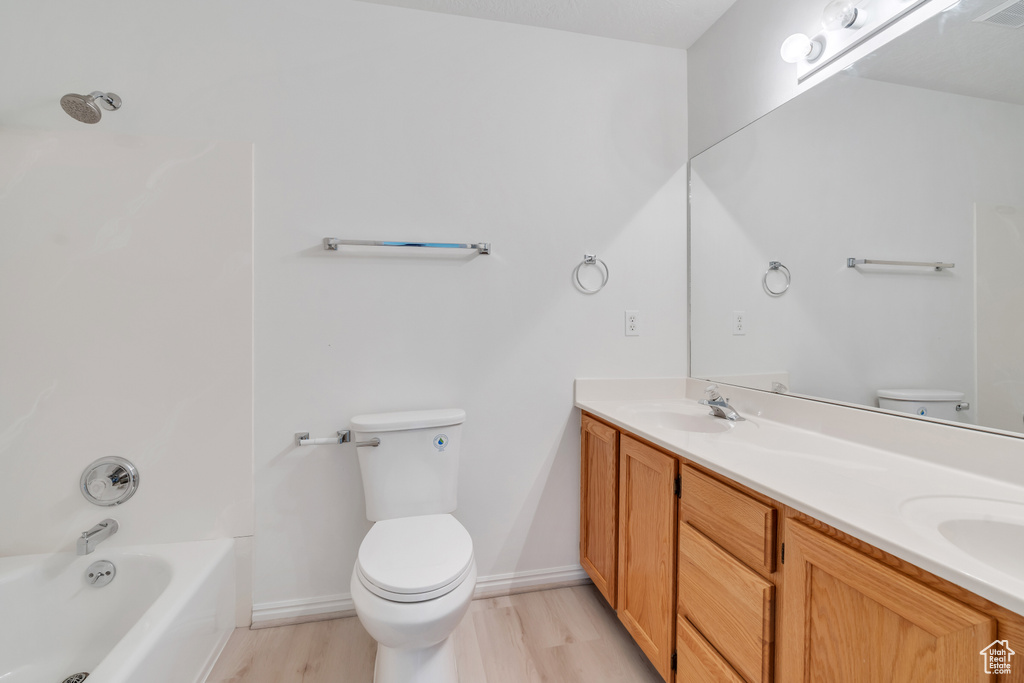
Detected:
[574,254,609,294]
[763,261,791,297]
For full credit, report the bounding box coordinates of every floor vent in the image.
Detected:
[974,0,1024,28]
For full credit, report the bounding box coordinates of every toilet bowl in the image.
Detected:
[350,515,476,683]
[349,410,476,683]
[876,389,967,421]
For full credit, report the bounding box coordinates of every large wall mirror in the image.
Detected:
[689,0,1024,437]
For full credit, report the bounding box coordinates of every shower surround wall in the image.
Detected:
[0,2,688,621]
[0,128,254,555]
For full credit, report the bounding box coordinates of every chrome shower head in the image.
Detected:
[60,91,122,124]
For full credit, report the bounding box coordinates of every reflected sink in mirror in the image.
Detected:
[620,403,738,434]
[900,496,1024,578]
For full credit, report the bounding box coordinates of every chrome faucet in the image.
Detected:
[699,385,744,421]
[77,519,118,555]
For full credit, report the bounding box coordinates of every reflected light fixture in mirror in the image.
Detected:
[779,0,938,77]
[822,0,867,29]
[781,33,824,63]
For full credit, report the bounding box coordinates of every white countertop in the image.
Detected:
[575,378,1024,616]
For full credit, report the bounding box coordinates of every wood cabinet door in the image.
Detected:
[618,435,678,682]
[580,415,619,606]
[780,521,997,683]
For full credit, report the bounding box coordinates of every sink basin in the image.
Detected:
[900,496,1024,578]
[620,404,734,434]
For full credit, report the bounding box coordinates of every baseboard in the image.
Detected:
[472,564,591,600]
[250,565,592,630]
[251,593,356,630]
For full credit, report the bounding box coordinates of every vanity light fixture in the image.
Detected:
[779,0,933,79]
[781,33,823,63]
[821,0,866,30]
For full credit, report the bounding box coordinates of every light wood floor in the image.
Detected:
[207,584,662,683]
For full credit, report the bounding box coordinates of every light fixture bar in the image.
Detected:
[787,0,944,82]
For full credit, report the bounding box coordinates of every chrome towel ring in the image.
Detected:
[573,254,609,294]
[763,261,791,297]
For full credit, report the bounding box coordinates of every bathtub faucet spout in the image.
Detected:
[77,519,118,555]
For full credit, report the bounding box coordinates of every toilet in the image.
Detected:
[876,389,967,422]
[349,409,476,683]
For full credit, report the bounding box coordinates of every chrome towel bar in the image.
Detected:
[294,431,380,447]
[295,431,351,446]
[323,238,490,254]
[847,258,954,271]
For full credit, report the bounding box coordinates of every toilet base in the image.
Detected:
[374,635,458,683]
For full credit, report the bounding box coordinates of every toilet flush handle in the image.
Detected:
[355,438,381,448]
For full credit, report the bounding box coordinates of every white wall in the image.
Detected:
[690,75,1024,411]
[0,1,688,616]
[0,128,253,555]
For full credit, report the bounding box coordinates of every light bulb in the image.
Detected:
[780,34,823,64]
[822,0,863,30]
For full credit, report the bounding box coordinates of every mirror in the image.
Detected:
[689,0,1024,436]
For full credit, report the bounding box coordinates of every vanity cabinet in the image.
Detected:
[580,415,619,606]
[579,417,678,682]
[617,435,678,681]
[579,411,1024,683]
[677,466,777,683]
[779,520,996,682]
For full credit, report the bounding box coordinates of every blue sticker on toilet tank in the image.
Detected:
[433,434,448,451]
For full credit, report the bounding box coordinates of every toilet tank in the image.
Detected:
[350,409,465,521]
[876,389,966,422]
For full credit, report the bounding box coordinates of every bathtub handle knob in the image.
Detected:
[81,457,140,507]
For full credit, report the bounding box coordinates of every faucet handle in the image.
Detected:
[704,384,721,401]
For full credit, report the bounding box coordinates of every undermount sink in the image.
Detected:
[620,403,735,434]
[900,496,1024,578]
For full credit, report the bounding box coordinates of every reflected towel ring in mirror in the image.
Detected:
[763,261,791,297]
[573,254,609,294]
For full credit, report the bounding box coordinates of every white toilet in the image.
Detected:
[876,389,967,421]
[349,409,476,683]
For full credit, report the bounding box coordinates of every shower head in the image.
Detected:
[60,91,122,124]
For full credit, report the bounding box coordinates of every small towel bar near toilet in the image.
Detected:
[294,431,379,447]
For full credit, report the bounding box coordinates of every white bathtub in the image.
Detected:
[0,538,235,683]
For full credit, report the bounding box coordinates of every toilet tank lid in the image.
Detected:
[876,389,965,401]
[351,408,466,432]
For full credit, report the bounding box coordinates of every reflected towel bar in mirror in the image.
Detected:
[323,238,490,254]
[847,258,954,271]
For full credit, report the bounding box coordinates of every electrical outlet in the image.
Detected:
[625,310,640,337]
[732,311,746,335]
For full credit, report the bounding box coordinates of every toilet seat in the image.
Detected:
[357,514,474,603]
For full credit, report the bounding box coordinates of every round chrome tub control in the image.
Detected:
[80,457,140,506]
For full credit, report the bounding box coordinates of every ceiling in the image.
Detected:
[356,0,740,49]
[851,0,1024,105]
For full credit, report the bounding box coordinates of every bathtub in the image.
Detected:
[0,538,235,683]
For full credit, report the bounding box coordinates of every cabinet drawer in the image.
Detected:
[681,465,776,574]
[679,522,774,683]
[677,614,746,683]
